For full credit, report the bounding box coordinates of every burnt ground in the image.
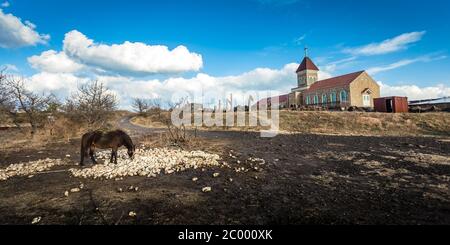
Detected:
[0,119,450,225]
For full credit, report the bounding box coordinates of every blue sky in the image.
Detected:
[1,0,449,107]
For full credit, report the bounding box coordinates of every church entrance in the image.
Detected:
[363,94,371,107]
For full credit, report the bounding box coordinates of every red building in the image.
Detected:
[374,97,409,113]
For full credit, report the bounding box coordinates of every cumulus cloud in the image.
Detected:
[343,31,426,56]
[26,63,307,109]
[62,30,203,75]
[28,50,85,73]
[26,72,89,99]
[379,81,450,100]
[25,56,449,109]
[0,9,50,48]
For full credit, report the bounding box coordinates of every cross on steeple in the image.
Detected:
[304,46,309,58]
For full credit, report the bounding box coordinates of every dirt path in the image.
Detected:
[117,116,166,136]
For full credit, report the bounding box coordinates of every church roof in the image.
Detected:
[307,71,365,92]
[296,57,319,72]
[257,94,289,105]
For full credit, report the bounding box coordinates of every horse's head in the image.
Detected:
[128,144,136,160]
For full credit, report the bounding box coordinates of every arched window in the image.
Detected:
[340,90,348,102]
[306,96,311,105]
[322,94,327,104]
[314,95,319,105]
[330,92,337,104]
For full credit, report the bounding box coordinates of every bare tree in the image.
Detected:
[165,97,190,144]
[132,98,150,115]
[0,68,11,109]
[4,76,56,135]
[66,80,118,128]
[148,98,163,119]
[0,69,14,123]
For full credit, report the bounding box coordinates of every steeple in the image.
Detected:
[296,47,319,89]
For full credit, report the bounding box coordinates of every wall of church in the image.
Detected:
[349,73,381,107]
[303,86,351,107]
[288,92,303,108]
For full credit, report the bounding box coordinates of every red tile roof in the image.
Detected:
[257,94,289,105]
[306,71,365,93]
[296,57,319,72]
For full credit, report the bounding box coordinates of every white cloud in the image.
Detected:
[294,34,306,45]
[28,50,85,73]
[25,57,450,109]
[367,55,447,75]
[26,72,89,99]
[3,63,18,72]
[379,81,450,100]
[26,63,306,108]
[321,56,358,74]
[0,9,50,48]
[1,1,10,8]
[343,31,426,56]
[62,30,203,75]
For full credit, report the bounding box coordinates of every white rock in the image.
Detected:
[31,217,41,224]
[0,159,66,182]
[213,173,220,178]
[68,148,221,180]
[70,188,80,193]
[129,211,137,217]
[202,187,212,193]
[192,177,199,182]
[64,191,69,197]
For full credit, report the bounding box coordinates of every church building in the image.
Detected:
[287,49,380,109]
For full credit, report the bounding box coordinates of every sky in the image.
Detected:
[1,0,449,108]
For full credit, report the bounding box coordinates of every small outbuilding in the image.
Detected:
[374,96,409,113]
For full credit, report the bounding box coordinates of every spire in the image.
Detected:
[296,50,319,73]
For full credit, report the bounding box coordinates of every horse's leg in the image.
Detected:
[110,149,114,163]
[80,145,85,166]
[113,147,118,164]
[90,147,98,165]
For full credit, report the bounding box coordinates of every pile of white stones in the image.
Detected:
[0,158,65,181]
[69,148,222,180]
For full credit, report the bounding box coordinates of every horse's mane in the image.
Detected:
[115,129,128,135]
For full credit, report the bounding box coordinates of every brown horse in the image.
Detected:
[80,130,135,166]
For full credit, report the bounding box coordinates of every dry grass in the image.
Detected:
[133,111,450,137]
[130,114,167,129]
[0,111,133,151]
[280,111,450,136]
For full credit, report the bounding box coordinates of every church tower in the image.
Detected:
[296,48,319,90]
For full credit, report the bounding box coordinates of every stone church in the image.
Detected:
[285,50,380,109]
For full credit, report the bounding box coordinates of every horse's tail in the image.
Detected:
[81,132,95,157]
[81,133,89,157]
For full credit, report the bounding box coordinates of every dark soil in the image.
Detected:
[1,120,450,225]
